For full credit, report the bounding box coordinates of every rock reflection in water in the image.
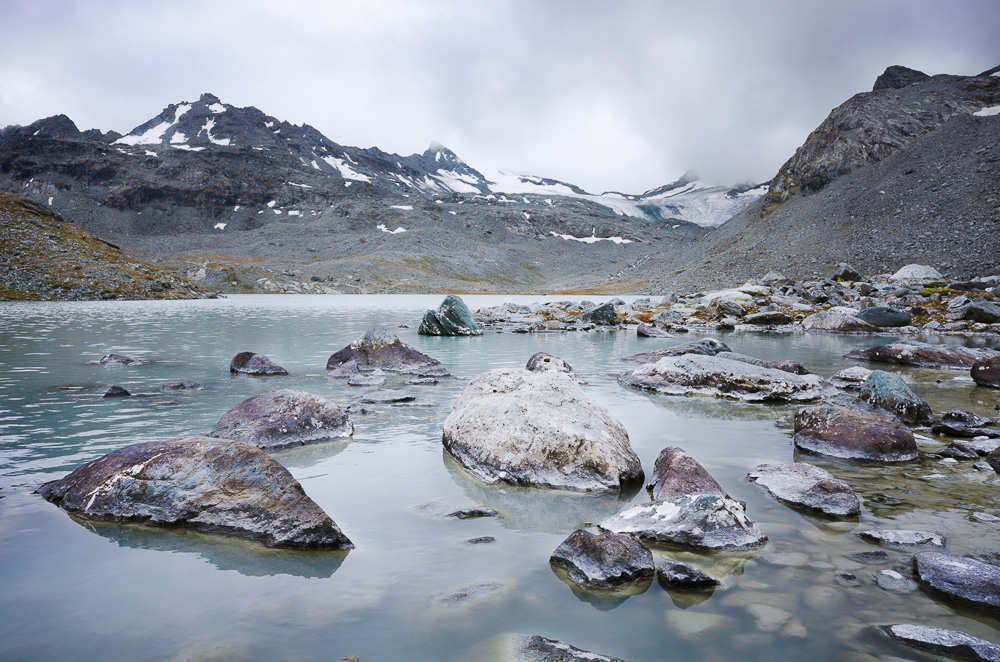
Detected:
[549,564,652,611]
[75,518,348,578]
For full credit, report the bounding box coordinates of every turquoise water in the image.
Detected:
[1,295,999,661]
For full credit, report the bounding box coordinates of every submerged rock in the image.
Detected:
[622,338,731,364]
[913,551,1000,610]
[857,370,934,424]
[973,356,1000,388]
[159,382,205,392]
[347,368,386,387]
[601,494,767,552]
[845,341,999,369]
[355,389,416,404]
[39,436,353,549]
[856,529,945,549]
[549,529,655,590]
[747,463,860,518]
[647,446,726,501]
[502,635,629,662]
[418,294,482,336]
[794,402,917,462]
[327,327,449,377]
[95,353,148,366]
[880,624,1000,662]
[442,366,643,493]
[210,389,353,452]
[656,561,720,590]
[230,351,289,376]
[103,385,131,398]
[618,353,833,402]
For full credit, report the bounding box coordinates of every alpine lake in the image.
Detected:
[1,294,999,662]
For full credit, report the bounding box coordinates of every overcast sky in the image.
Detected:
[2,0,998,193]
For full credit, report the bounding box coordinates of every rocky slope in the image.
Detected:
[651,65,1000,291]
[0,191,212,300]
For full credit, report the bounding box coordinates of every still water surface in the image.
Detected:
[1,295,999,661]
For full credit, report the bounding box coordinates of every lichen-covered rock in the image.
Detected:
[913,551,1000,611]
[845,341,1000,369]
[442,368,643,493]
[880,624,1000,662]
[802,309,879,333]
[601,494,767,551]
[794,402,917,462]
[549,529,655,590]
[39,436,353,549]
[418,294,482,336]
[973,356,1000,388]
[327,327,449,377]
[210,389,353,452]
[656,561,719,590]
[747,463,860,518]
[857,306,911,328]
[648,447,726,501]
[622,338,731,364]
[230,351,288,376]
[525,352,574,375]
[858,370,934,424]
[618,353,834,402]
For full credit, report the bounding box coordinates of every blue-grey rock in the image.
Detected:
[39,436,352,549]
[880,624,1000,662]
[442,368,643,493]
[964,301,1000,324]
[327,327,449,377]
[418,294,482,336]
[230,351,288,376]
[858,370,934,424]
[549,529,655,590]
[857,306,911,327]
[210,388,353,452]
[747,463,860,518]
[794,401,917,462]
[581,302,618,326]
[913,551,1000,611]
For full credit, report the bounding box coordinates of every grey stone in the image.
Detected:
[505,635,629,662]
[210,389,353,452]
[103,385,130,398]
[442,368,644,493]
[549,529,655,590]
[830,366,873,389]
[858,370,934,424]
[622,338,731,364]
[418,294,482,336]
[880,624,1000,662]
[845,341,1000,369]
[347,368,386,387]
[327,327,449,377]
[890,264,943,281]
[581,302,618,326]
[648,446,726,501]
[356,389,415,404]
[857,306,911,327]
[832,263,865,282]
[636,323,673,338]
[965,301,1000,324]
[525,352,574,375]
[656,560,719,590]
[39,436,353,549]
[802,309,879,333]
[747,463,860,518]
[95,353,148,366]
[159,381,205,392]
[744,310,793,325]
[873,570,919,593]
[913,551,1000,610]
[857,529,945,548]
[973,356,1000,388]
[793,402,917,462]
[230,351,288,376]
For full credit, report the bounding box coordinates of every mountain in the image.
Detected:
[0,92,761,293]
[649,64,1000,290]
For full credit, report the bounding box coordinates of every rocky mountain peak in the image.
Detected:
[873,65,930,91]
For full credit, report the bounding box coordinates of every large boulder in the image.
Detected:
[580,302,618,326]
[879,624,1000,662]
[973,356,1000,388]
[647,447,726,501]
[442,367,644,493]
[963,300,1000,324]
[230,351,288,376]
[832,263,865,282]
[39,437,353,549]
[743,310,793,326]
[913,551,1000,611]
[210,389,353,452]
[793,402,918,462]
[845,341,1000,369]
[418,294,482,336]
[931,410,1000,438]
[857,306,911,328]
[890,264,943,281]
[622,338,731,364]
[327,327,449,377]
[549,529,655,590]
[617,353,834,402]
[858,370,934,424]
[747,463,860,518]
[802,309,879,333]
[601,494,767,552]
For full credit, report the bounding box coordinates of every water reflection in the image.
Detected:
[549,565,652,611]
[443,453,642,534]
[74,517,348,578]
